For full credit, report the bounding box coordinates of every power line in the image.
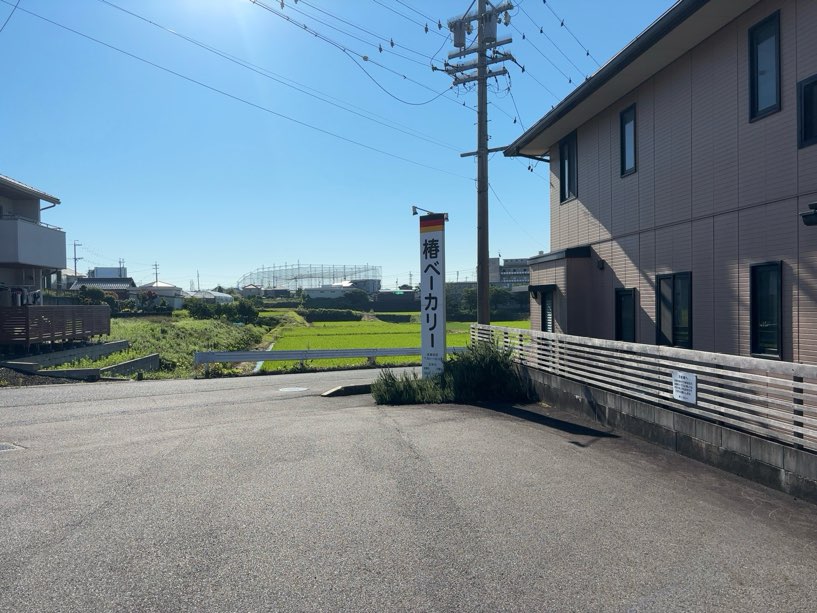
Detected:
[371,0,448,38]
[518,4,588,78]
[507,83,526,130]
[488,182,542,248]
[294,0,443,65]
[98,0,460,151]
[541,0,601,67]
[250,0,476,110]
[342,49,453,106]
[7,1,473,181]
[0,0,19,35]
[391,0,441,28]
[276,0,435,67]
[507,55,560,101]
[511,23,574,84]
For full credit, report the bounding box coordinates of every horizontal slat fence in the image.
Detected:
[0,305,110,347]
[472,324,817,453]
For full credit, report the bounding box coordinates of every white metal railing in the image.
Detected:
[472,324,817,453]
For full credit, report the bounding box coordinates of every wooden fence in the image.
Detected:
[472,324,817,453]
[0,305,111,349]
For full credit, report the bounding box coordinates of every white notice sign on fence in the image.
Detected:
[672,370,697,404]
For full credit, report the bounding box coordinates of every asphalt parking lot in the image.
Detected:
[1,371,816,612]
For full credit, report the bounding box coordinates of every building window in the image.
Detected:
[559,131,577,202]
[798,74,817,149]
[749,11,780,121]
[750,262,782,358]
[656,273,692,349]
[541,290,554,333]
[620,105,636,176]
[615,289,636,342]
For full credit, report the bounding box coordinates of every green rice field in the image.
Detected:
[260,318,529,372]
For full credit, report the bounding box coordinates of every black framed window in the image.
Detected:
[656,272,692,349]
[559,131,577,202]
[749,11,780,121]
[541,290,554,333]
[615,289,636,342]
[620,105,636,176]
[750,262,782,358]
[798,74,817,149]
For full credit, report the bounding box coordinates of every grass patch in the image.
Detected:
[52,317,265,379]
[261,318,529,372]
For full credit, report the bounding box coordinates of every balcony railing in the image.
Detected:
[0,215,66,269]
[0,305,110,349]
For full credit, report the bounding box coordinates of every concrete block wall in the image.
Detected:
[523,367,817,503]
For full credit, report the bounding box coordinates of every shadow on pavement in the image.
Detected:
[475,402,620,441]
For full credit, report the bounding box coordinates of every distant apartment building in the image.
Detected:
[506,0,817,364]
[488,257,531,289]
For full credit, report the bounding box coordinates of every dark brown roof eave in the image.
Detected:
[504,0,710,158]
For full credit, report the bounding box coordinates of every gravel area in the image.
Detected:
[0,366,78,387]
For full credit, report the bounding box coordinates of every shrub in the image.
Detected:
[371,370,449,404]
[296,308,363,322]
[372,341,532,405]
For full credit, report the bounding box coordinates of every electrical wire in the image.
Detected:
[518,3,588,78]
[541,0,601,66]
[508,54,560,101]
[277,0,435,67]
[6,1,473,181]
[511,23,574,84]
[250,0,476,111]
[294,0,443,65]
[391,0,440,27]
[0,0,19,34]
[342,49,452,106]
[370,0,447,38]
[508,83,526,130]
[98,0,460,151]
[488,183,542,247]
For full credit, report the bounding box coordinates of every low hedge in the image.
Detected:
[296,308,363,322]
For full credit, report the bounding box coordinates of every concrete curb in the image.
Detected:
[321,384,372,397]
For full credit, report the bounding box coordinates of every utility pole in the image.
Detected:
[153,262,159,284]
[72,240,83,275]
[118,258,125,277]
[445,1,513,324]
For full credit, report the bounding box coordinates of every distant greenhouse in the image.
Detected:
[236,264,382,293]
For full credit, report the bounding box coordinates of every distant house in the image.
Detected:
[185,290,234,304]
[70,277,137,299]
[0,174,109,350]
[505,0,817,364]
[304,282,355,300]
[241,284,263,298]
[133,280,184,310]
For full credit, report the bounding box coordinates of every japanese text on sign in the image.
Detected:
[419,213,447,378]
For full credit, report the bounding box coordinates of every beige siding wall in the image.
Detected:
[543,0,817,363]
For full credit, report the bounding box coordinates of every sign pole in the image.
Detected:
[419,212,447,378]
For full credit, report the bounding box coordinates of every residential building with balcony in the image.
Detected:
[0,174,109,351]
[0,174,65,298]
[506,0,817,364]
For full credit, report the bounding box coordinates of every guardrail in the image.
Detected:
[194,346,467,365]
[471,324,817,453]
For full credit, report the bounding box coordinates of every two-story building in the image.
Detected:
[0,174,65,300]
[506,0,817,364]
[0,174,109,351]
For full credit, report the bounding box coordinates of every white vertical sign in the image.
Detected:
[420,213,447,377]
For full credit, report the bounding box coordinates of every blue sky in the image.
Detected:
[1,0,673,289]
